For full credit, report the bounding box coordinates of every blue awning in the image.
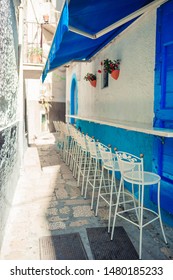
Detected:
[42,0,158,82]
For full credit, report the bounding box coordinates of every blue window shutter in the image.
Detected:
[153,0,173,216]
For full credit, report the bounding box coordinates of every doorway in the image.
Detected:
[70,75,78,124]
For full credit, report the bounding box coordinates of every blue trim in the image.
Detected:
[70,74,78,124]
[42,2,69,82]
[76,120,153,170]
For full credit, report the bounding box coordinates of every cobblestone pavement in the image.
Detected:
[0,133,173,260]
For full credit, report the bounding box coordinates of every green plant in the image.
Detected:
[38,98,52,113]
[103,59,120,74]
[28,46,43,57]
[84,73,96,81]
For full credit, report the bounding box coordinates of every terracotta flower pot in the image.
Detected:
[29,54,42,64]
[90,80,97,87]
[43,15,49,23]
[111,69,120,80]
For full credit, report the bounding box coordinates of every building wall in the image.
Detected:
[66,9,156,145]
[25,67,66,143]
[24,0,66,143]
[66,8,173,224]
[65,10,169,217]
[66,10,156,125]
[0,0,22,249]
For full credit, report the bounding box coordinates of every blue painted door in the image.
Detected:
[153,0,173,216]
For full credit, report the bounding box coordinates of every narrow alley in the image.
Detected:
[1,133,173,260]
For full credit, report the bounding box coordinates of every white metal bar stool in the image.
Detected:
[66,124,77,167]
[69,128,81,176]
[71,131,85,179]
[95,143,120,232]
[63,124,71,164]
[53,121,65,155]
[84,138,102,209]
[77,133,91,195]
[111,151,168,259]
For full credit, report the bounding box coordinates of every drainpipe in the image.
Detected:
[18,0,24,170]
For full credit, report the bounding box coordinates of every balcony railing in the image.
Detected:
[23,21,43,64]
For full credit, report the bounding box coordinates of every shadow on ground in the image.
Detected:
[37,144,60,168]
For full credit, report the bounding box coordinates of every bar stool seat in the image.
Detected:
[124,171,160,185]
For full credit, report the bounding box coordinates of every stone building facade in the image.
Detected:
[0,0,23,248]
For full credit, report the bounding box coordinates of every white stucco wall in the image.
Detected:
[26,67,66,102]
[66,10,156,125]
[52,68,66,102]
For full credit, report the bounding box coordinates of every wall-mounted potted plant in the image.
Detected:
[43,14,49,23]
[103,59,120,80]
[28,47,43,64]
[84,73,97,87]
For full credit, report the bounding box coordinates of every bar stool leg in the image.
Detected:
[111,177,123,240]
[72,142,76,174]
[81,150,87,195]
[132,183,140,222]
[75,144,82,179]
[91,158,98,210]
[139,184,144,260]
[70,139,75,171]
[77,149,83,186]
[67,137,73,166]
[157,182,168,244]
[73,143,79,178]
[84,156,92,199]
[95,166,104,216]
[108,170,115,233]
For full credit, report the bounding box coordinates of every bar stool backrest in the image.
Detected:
[89,141,98,157]
[68,124,74,135]
[53,121,61,132]
[84,135,93,153]
[72,127,80,141]
[61,123,70,137]
[77,133,87,151]
[116,151,144,184]
[98,143,115,169]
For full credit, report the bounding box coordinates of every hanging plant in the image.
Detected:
[84,73,97,87]
[98,59,121,80]
[43,14,49,23]
[28,47,43,63]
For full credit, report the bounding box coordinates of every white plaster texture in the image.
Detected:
[0,0,22,250]
[25,69,65,103]
[26,79,41,101]
[66,10,156,125]
[52,68,66,102]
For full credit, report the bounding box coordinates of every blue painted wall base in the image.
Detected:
[76,119,173,226]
